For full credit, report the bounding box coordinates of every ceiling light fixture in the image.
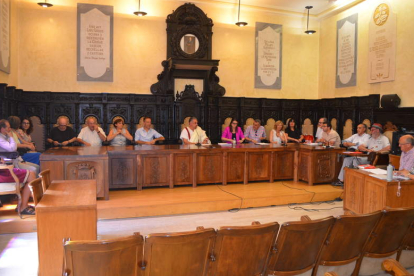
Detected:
[304,6,316,35]
[37,0,53,8]
[235,0,247,27]
[134,0,147,17]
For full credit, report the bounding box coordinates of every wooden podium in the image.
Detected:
[344,168,414,214]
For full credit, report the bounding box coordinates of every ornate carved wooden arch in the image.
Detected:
[166,3,213,60]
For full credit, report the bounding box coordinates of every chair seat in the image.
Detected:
[0,182,24,194]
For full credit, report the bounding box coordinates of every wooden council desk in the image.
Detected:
[344,168,414,214]
[36,180,97,276]
[40,144,344,196]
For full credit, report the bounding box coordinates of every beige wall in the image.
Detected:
[319,0,414,107]
[0,0,19,86]
[9,0,320,99]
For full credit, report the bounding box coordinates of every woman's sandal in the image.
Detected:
[15,205,35,212]
[20,207,36,215]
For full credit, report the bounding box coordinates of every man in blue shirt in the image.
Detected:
[244,119,266,144]
[134,117,165,145]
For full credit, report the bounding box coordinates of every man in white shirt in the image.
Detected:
[180,117,210,145]
[336,123,390,185]
[77,117,106,146]
[135,117,165,145]
[342,124,370,150]
[316,122,340,147]
[315,117,327,140]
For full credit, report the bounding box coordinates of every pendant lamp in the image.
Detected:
[134,0,147,16]
[304,6,316,35]
[235,0,247,27]
[37,0,53,8]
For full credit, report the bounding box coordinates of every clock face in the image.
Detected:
[180,34,200,55]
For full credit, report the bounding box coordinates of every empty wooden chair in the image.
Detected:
[28,178,43,205]
[266,216,335,276]
[382,259,414,276]
[397,222,414,274]
[39,169,51,192]
[139,227,216,276]
[63,233,144,276]
[312,211,383,276]
[354,207,414,276]
[209,221,280,276]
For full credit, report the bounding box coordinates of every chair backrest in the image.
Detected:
[39,169,51,192]
[266,216,335,275]
[313,211,382,276]
[363,208,414,257]
[141,227,216,276]
[368,152,390,166]
[401,221,414,251]
[210,221,280,276]
[28,178,43,206]
[63,233,144,276]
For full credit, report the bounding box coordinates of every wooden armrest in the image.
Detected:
[301,215,312,221]
[382,259,411,276]
[251,221,261,225]
[324,272,339,276]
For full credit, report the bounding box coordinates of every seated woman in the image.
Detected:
[270,120,288,145]
[285,118,303,143]
[17,118,42,166]
[106,118,133,146]
[221,118,245,144]
[6,116,40,173]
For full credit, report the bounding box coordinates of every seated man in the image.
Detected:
[342,124,370,151]
[180,117,210,145]
[135,117,165,145]
[47,116,77,146]
[336,123,390,185]
[244,119,266,144]
[316,122,340,147]
[396,135,414,175]
[0,119,39,175]
[77,117,106,147]
[315,117,327,140]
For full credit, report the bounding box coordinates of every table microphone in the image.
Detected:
[195,128,202,146]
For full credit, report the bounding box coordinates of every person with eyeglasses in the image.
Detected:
[221,118,245,144]
[47,116,77,147]
[395,135,414,178]
[315,117,327,140]
[244,119,266,144]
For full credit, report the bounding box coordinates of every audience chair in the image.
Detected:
[139,227,216,276]
[397,222,414,274]
[266,216,335,276]
[209,221,280,276]
[39,169,51,192]
[354,207,414,276]
[28,178,43,206]
[382,259,414,276]
[62,233,144,276]
[0,166,23,218]
[312,211,383,276]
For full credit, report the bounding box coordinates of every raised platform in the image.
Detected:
[0,180,343,234]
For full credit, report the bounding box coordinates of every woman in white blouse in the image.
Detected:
[269,120,288,145]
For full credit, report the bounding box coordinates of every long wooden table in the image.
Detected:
[36,180,97,276]
[344,168,414,214]
[40,144,344,197]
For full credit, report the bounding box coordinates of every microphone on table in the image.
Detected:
[195,128,202,146]
[324,137,337,149]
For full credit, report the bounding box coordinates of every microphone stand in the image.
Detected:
[195,128,202,146]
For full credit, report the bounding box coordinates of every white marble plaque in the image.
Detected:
[0,0,10,74]
[368,2,396,83]
[77,4,113,82]
[255,23,282,89]
[336,14,358,88]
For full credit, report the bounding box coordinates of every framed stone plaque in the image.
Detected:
[0,0,10,74]
[77,3,113,82]
[255,22,282,89]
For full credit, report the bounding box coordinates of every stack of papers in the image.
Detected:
[363,168,387,174]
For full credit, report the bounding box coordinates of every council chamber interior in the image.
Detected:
[1,0,414,276]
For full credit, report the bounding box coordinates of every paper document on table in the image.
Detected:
[257,143,270,145]
[363,169,387,174]
[369,174,388,180]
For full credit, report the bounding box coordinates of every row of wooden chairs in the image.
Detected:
[61,207,414,276]
[27,169,51,208]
